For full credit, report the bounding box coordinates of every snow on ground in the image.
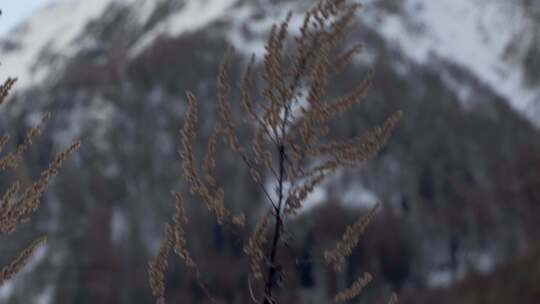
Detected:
[424,239,497,288]
[426,246,496,288]
[225,5,267,58]
[286,181,378,215]
[362,0,540,124]
[34,285,54,304]
[341,185,379,209]
[427,269,454,288]
[226,2,306,59]
[226,0,540,125]
[1,0,241,84]
[129,0,239,57]
[0,281,14,301]
[129,0,159,26]
[5,0,538,126]
[51,94,116,152]
[0,241,50,301]
[1,0,114,88]
[19,241,48,274]
[0,0,152,89]
[261,170,379,216]
[294,183,329,214]
[111,206,129,245]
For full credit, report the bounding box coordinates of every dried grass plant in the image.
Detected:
[149,0,402,303]
[0,76,80,287]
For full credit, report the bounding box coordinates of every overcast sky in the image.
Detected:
[0,0,53,37]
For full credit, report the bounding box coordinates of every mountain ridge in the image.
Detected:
[1,0,539,125]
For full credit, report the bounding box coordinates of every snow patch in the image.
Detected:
[226,2,307,59]
[427,248,497,288]
[261,169,378,216]
[130,0,239,57]
[438,68,475,106]
[341,185,379,209]
[0,0,146,89]
[365,0,540,124]
[53,95,116,151]
[111,207,129,244]
[130,0,159,25]
[1,0,114,88]
[427,269,454,288]
[297,186,328,213]
[0,281,14,301]
[21,241,48,273]
[34,285,54,304]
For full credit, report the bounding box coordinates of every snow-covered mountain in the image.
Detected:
[1,1,540,303]
[1,0,539,124]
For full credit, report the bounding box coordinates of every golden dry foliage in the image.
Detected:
[148,224,174,304]
[325,202,381,271]
[0,77,80,288]
[387,292,399,304]
[0,112,50,171]
[172,192,196,268]
[179,91,245,226]
[0,78,17,106]
[150,0,401,303]
[244,211,272,279]
[334,272,373,303]
[0,236,47,287]
[0,137,81,235]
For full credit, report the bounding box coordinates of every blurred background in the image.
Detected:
[1,0,539,303]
